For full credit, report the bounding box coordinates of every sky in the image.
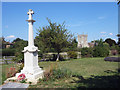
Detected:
[2,2,118,43]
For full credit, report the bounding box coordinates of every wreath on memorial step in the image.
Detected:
[17,73,26,81]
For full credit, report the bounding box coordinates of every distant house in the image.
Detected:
[2,42,13,49]
[110,50,118,55]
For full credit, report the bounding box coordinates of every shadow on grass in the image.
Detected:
[71,70,120,88]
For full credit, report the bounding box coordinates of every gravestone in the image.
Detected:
[16,9,44,84]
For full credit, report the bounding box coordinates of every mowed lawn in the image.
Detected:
[1,57,119,88]
[28,57,119,88]
[38,57,119,77]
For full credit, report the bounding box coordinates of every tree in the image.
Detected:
[103,42,110,50]
[105,38,116,47]
[68,38,78,51]
[93,45,109,57]
[12,38,23,43]
[93,39,104,47]
[98,39,104,47]
[92,39,110,57]
[12,38,27,62]
[35,18,73,61]
[0,37,7,49]
[0,37,2,49]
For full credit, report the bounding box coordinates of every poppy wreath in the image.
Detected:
[17,73,26,81]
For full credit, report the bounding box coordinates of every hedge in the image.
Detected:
[2,49,15,56]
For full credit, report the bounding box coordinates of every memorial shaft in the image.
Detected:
[27,9,35,46]
[28,22,34,46]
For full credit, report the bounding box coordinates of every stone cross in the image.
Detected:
[27,9,34,20]
[16,9,44,84]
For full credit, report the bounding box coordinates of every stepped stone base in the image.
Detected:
[16,68,44,84]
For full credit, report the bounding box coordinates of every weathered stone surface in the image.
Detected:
[0,82,29,89]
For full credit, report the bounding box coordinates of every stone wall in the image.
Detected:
[46,52,81,60]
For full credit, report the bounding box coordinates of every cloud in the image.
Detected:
[100,32,106,34]
[100,31,107,37]
[6,35,15,39]
[109,33,113,35]
[98,16,105,20]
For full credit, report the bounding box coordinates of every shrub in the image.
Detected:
[2,49,15,56]
[14,52,24,62]
[12,57,23,63]
[67,51,77,59]
[81,47,93,58]
[53,68,72,79]
[41,63,72,82]
[93,46,109,57]
[16,63,24,72]
[6,67,16,78]
[116,45,120,55]
[42,68,72,82]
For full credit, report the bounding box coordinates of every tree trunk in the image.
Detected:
[56,53,60,61]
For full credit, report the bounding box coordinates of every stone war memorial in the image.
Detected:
[16,9,44,83]
[5,9,44,84]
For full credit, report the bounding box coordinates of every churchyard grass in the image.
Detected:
[29,57,119,88]
[0,64,15,85]
[1,57,119,88]
[0,63,22,85]
[38,57,118,76]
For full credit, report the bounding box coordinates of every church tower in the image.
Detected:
[77,34,89,48]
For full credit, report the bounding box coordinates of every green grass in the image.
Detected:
[1,57,119,88]
[39,57,118,77]
[0,63,17,85]
[29,57,119,88]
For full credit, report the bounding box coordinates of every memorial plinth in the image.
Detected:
[16,9,44,84]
